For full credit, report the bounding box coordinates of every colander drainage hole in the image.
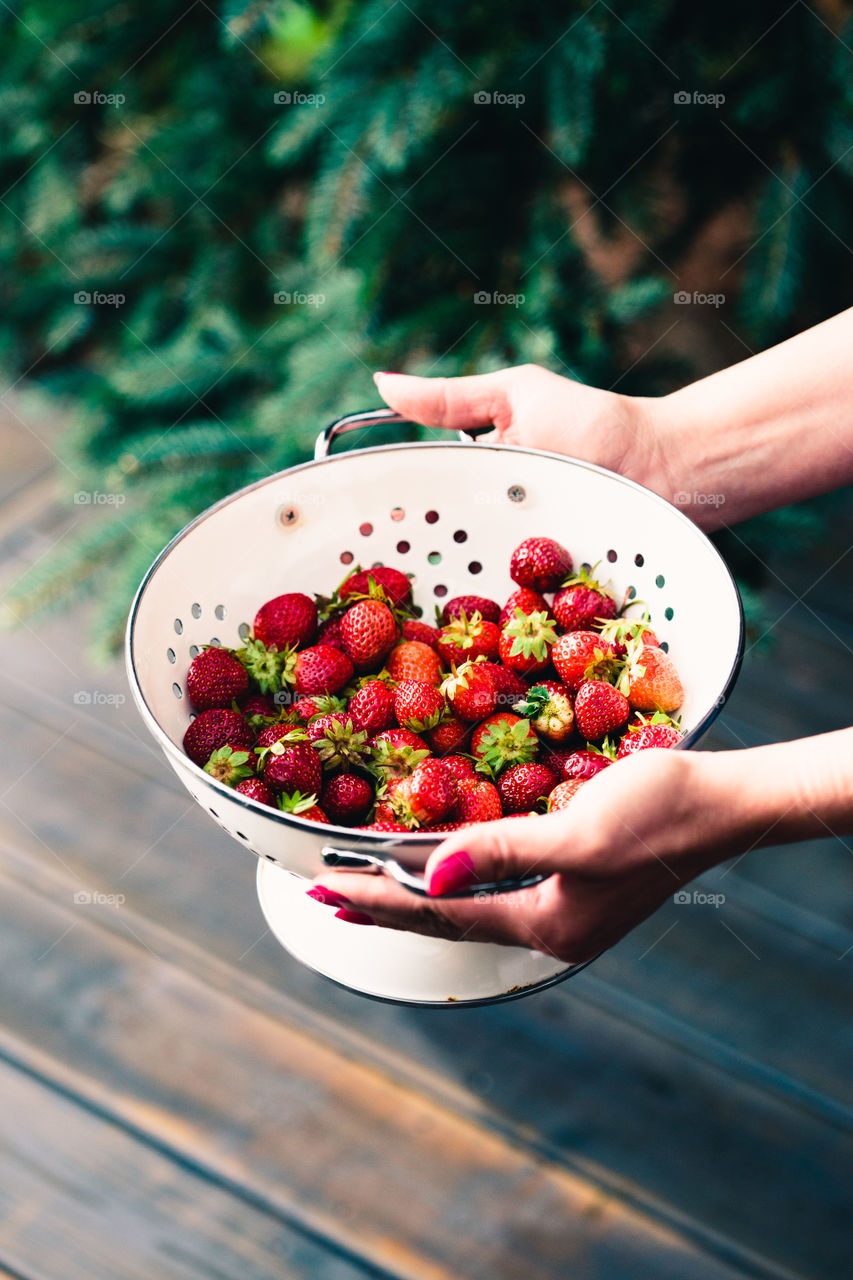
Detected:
[626,586,637,600]
[238,622,250,641]
[655,574,665,588]
[453,530,467,543]
[167,648,176,664]
[208,807,219,819]
[174,618,183,635]
[172,683,183,699]
[390,507,405,521]
[396,540,410,554]
[665,606,674,621]
[425,510,439,524]
[607,549,617,563]
[340,551,354,565]
[189,645,200,659]
[634,553,644,567]
[191,603,202,618]
[434,584,447,598]
[427,551,441,565]
[359,522,373,536]
[468,561,482,575]
[215,604,227,620]
[236,831,248,842]
[660,641,669,653]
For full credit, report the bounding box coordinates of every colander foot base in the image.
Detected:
[256,859,588,1008]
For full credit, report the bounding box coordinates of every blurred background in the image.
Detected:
[1,3,853,1279]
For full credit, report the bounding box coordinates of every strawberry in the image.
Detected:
[369,730,430,781]
[452,776,503,823]
[235,636,295,696]
[183,708,254,767]
[322,773,374,826]
[499,608,558,676]
[538,745,581,779]
[307,715,370,771]
[261,739,322,796]
[617,713,683,757]
[256,722,304,751]
[471,712,538,774]
[277,791,330,824]
[235,777,275,806]
[371,727,430,754]
[498,762,556,814]
[293,644,354,695]
[483,662,530,710]
[239,693,278,730]
[441,594,501,625]
[598,613,660,657]
[316,616,346,649]
[292,693,346,720]
[203,744,255,786]
[427,715,470,754]
[254,592,317,649]
[547,779,586,812]
[552,630,617,691]
[442,754,476,782]
[358,819,410,833]
[437,611,501,666]
[513,681,574,742]
[619,640,684,712]
[402,618,441,648]
[394,679,446,732]
[574,680,630,741]
[372,774,407,823]
[561,747,614,781]
[186,646,249,711]
[386,639,442,685]
[498,588,549,629]
[553,566,617,632]
[340,598,398,670]
[441,660,497,722]
[348,679,396,735]
[393,759,457,827]
[340,566,412,607]
[510,537,573,592]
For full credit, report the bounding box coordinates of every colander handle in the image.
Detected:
[320,845,545,899]
[315,408,474,460]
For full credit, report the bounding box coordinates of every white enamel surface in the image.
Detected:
[127,439,742,1005]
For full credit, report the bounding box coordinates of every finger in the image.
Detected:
[423,811,579,897]
[373,370,516,432]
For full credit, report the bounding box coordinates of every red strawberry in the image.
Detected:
[599,614,660,657]
[239,693,278,729]
[510,537,573,592]
[348,679,396,735]
[254,592,317,649]
[236,636,296,696]
[553,567,617,632]
[340,566,412,607]
[471,712,538,774]
[386,639,442,685]
[499,608,558,676]
[372,774,407,823]
[402,618,441,648]
[498,762,556,814]
[437,612,501,666]
[561,748,613,781]
[186,646,249,711]
[340,598,398,670]
[292,692,346,720]
[552,630,616,691]
[316,616,346,649]
[359,819,410,833]
[512,681,574,742]
[619,641,684,712]
[322,773,374,826]
[453,776,503,823]
[441,594,501,625]
[307,715,370,771]
[262,740,322,796]
[498,588,549,629]
[277,791,330,824]
[203,744,255,786]
[372,727,430,754]
[235,777,275,806]
[293,644,354,695]
[426,715,470,754]
[369,730,430,781]
[183,708,254,767]
[547,779,586,812]
[538,745,581,779]
[394,679,446,732]
[483,662,530,710]
[441,660,497,722]
[393,759,457,827]
[256,722,303,751]
[574,680,630,741]
[617,716,683,757]
[442,754,476,782]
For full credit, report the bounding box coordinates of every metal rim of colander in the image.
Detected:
[125,439,745,845]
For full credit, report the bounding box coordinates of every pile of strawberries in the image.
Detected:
[181,537,685,832]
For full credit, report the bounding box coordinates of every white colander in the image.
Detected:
[126,408,743,1006]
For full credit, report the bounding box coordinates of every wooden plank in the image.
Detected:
[0,875,758,1280]
[0,1056,388,1280]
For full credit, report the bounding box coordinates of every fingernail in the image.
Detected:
[427,850,476,897]
[334,908,375,926]
[306,886,354,909]
[373,370,399,377]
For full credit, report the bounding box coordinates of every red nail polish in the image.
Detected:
[306,886,353,909]
[374,370,399,376]
[427,850,476,897]
[334,908,375,926]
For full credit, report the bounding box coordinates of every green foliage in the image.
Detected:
[1,0,852,650]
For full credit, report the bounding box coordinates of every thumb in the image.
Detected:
[424,812,572,897]
[373,369,515,433]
